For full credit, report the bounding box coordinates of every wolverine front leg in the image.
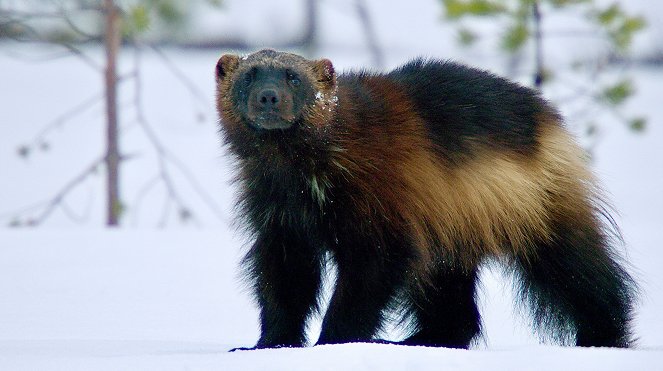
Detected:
[244,229,323,349]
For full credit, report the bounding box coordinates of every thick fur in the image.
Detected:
[215,49,637,349]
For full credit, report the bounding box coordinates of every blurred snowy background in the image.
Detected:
[0,0,661,370]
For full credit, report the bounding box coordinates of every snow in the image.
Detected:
[0,230,661,371]
[1,0,663,369]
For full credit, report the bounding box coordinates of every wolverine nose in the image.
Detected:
[257,89,280,108]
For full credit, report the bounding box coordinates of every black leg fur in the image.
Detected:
[245,229,324,349]
[316,231,412,345]
[513,217,636,347]
[402,262,481,349]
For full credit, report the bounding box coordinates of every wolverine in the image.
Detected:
[215,49,636,349]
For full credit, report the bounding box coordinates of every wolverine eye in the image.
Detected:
[286,70,301,87]
[244,67,257,85]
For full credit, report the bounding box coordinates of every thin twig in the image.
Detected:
[7,19,102,71]
[161,150,229,222]
[150,45,210,120]
[59,9,98,40]
[158,193,173,228]
[130,174,161,226]
[12,156,105,226]
[132,43,228,225]
[29,91,104,148]
[132,43,202,226]
[59,194,92,224]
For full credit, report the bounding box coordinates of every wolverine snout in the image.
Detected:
[247,86,294,130]
[257,88,281,108]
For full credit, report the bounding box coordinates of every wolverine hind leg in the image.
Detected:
[401,260,481,349]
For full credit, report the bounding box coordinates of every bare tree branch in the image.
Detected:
[3,18,102,71]
[150,45,210,122]
[0,7,100,40]
[131,44,196,226]
[131,43,227,226]
[59,8,98,40]
[2,156,105,226]
[130,174,161,226]
[25,91,104,149]
[158,193,174,228]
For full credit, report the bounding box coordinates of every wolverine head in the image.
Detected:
[215,49,337,132]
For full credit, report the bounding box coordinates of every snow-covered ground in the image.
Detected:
[1,0,663,369]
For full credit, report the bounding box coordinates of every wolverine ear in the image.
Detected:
[216,54,240,82]
[312,58,336,88]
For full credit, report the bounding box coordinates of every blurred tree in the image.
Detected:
[104,0,121,226]
[1,0,226,227]
[355,0,384,68]
[301,0,319,54]
[439,0,647,146]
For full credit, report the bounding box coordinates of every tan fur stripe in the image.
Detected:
[332,110,599,271]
